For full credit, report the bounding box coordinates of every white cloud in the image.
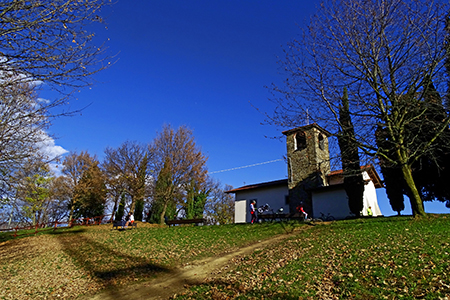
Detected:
[37,132,68,167]
[37,97,50,104]
[37,134,68,159]
[48,162,64,177]
[36,132,68,177]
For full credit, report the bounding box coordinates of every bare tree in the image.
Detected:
[103,141,149,218]
[0,0,111,90]
[204,182,235,225]
[148,124,208,225]
[446,13,450,107]
[48,175,72,222]
[268,0,449,217]
[101,162,127,222]
[0,0,111,200]
[0,83,48,196]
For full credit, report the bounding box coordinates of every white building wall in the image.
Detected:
[233,185,289,223]
[233,170,383,222]
[313,172,383,219]
[361,180,383,216]
[312,188,349,220]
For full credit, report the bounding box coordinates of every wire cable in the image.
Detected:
[209,159,283,174]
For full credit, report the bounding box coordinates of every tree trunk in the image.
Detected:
[68,204,74,226]
[130,196,136,213]
[159,200,168,226]
[400,163,426,217]
[109,194,120,222]
[8,208,13,226]
[36,210,42,226]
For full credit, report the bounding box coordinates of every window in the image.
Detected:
[285,195,290,205]
[318,133,325,150]
[295,132,307,151]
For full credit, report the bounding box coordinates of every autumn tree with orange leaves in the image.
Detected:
[148,125,208,225]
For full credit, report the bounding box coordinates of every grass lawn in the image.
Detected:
[0,222,285,299]
[174,215,450,300]
[0,215,449,300]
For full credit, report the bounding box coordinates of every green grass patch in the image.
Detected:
[0,222,285,299]
[175,215,450,300]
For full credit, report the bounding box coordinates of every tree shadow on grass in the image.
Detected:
[0,227,88,243]
[57,232,172,299]
[0,232,18,243]
[47,228,87,235]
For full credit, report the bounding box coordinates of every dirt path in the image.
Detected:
[84,233,294,300]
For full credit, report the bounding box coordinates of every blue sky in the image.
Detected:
[46,0,448,216]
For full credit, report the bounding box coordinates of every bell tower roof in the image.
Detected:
[282,123,332,137]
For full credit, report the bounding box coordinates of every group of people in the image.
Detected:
[249,200,309,224]
[250,200,374,223]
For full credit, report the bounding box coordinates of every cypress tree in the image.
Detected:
[133,154,148,221]
[445,13,450,109]
[193,193,207,219]
[148,200,163,224]
[115,192,126,222]
[185,179,208,219]
[376,125,405,215]
[337,87,364,216]
[411,76,450,203]
[134,200,144,221]
[150,157,173,224]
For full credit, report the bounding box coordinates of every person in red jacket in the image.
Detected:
[249,200,257,224]
[296,205,308,220]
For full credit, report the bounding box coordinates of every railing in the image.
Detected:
[0,214,112,239]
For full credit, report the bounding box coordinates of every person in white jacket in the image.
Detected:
[125,212,134,228]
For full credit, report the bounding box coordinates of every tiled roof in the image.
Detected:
[327,164,383,188]
[225,179,288,193]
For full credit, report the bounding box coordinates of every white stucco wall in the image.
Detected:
[312,172,383,219]
[233,171,383,222]
[312,187,349,220]
[233,184,289,223]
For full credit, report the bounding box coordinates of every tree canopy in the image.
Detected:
[268,0,450,217]
[0,0,111,90]
[0,0,111,207]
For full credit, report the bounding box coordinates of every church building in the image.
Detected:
[227,124,383,223]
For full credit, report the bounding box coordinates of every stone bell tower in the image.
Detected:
[282,123,331,216]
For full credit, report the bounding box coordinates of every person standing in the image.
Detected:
[250,200,257,224]
[125,212,134,227]
[249,200,257,224]
[297,205,308,220]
